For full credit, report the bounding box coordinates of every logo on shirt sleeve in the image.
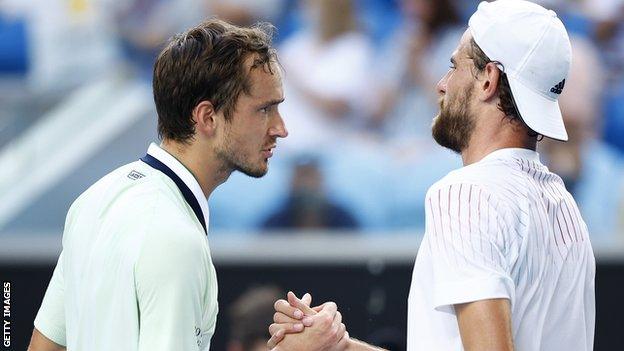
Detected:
[195,327,202,347]
[550,79,566,94]
[127,170,145,180]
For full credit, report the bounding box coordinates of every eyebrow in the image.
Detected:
[259,98,285,108]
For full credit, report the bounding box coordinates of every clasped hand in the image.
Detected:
[267,292,350,351]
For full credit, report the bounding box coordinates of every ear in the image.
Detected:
[478,62,501,102]
[192,101,219,137]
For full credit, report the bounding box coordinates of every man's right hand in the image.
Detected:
[268,292,349,351]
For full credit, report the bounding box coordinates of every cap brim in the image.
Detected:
[507,76,568,141]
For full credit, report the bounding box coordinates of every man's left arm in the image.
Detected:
[135,227,209,351]
[425,184,515,349]
[455,298,514,351]
[31,252,67,349]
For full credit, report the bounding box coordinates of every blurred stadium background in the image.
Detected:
[0,0,623,349]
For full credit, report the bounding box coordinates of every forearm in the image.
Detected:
[28,328,66,351]
[456,299,514,351]
[347,338,388,351]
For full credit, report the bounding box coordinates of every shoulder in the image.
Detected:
[70,161,159,209]
[64,162,155,227]
[67,160,199,236]
[425,160,517,211]
[73,160,189,214]
[426,160,502,194]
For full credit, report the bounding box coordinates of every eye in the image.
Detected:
[449,58,457,70]
[259,105,276,114]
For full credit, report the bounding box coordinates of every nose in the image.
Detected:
[270,113,288,138]
[436,72,449,96]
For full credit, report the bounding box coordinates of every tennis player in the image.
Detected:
[27,19,290,351]
[269,1,595,350]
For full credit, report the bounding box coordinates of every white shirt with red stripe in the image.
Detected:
[407,148,595,351]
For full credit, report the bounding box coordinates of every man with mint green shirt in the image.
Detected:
[34,144,219,350]
[28,19,289,350]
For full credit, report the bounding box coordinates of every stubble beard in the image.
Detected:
[215,129,268,179]
[431,85,476,154]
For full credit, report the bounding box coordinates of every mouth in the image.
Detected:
[261,144,277,159]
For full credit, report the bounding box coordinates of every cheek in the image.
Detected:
[447,67,470,88]
[446,75,461,94]
[446,78,470,104]
[235,125,267,151]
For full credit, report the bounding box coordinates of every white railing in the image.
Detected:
[1,231,623,265]
[0,78,152,230]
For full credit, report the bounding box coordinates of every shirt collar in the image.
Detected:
[146,143,210,231]
[480,147,541,163]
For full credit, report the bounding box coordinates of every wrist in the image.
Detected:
[345,338,360,351]
[345,338,386,351]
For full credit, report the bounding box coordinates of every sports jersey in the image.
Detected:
[34,143,218,350]
[408,148,595,350]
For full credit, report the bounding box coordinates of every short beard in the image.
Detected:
[215,129,268,179]
[431,85,476,154]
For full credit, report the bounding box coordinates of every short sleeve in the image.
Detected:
[425,183,515,310]
[135,227,208,351]
[34,252,67,346]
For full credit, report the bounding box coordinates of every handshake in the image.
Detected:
[267,292,387,351]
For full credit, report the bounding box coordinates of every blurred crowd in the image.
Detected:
[2,0,624,242]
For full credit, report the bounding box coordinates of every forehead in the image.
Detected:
[246,60,283,98]
[452,29,473,60]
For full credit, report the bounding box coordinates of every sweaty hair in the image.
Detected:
[466,37,539,137]
[153,19,277,143]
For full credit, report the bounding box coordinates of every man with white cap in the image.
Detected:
[267,1,595,350]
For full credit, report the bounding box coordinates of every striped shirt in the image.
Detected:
[407,148,595,351]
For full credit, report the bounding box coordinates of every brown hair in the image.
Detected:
[153,19,277,143]
[467,37,539,137]
[466,38,518,119]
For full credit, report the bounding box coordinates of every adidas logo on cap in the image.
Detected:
[550,79,565,94]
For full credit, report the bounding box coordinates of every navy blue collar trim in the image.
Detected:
[140,154,207,235]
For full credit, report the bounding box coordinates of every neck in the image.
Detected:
[160,139,232,198]
[461,122,537,166]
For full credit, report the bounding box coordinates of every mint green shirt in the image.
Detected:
[35,144,218,350]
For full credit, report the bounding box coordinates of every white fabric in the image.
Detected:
[468,0,571,141]
[408,148,595,351]
[34,144,218,350]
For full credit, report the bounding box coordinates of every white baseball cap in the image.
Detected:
[469,0,572,141]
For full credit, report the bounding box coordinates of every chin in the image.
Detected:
[237,163,268,178]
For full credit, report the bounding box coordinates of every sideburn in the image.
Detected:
[431,85,476,154]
